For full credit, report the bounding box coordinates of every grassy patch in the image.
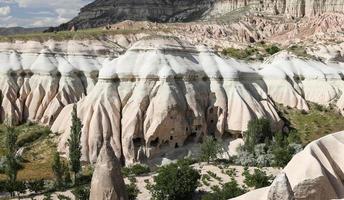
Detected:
[0,123,56,181]
[221,43,281,61]
[287,45,313,59]
[278,103,344,145]
[0,28,148,42]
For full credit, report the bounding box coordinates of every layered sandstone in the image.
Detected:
[0,40,115,125]
[1,36,344,165]
[51,36,281,165]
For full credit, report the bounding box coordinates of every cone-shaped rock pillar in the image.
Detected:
[90,142,128,200]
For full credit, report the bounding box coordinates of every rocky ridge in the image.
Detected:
[51,0,344,31]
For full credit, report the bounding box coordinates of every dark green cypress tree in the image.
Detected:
[68,104,83,185]
[4,126,21,197]
[52,151,64,188]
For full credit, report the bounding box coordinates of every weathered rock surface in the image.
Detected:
[232,131,344,200]
[0,39,118,125]
[267,172,294,200]
[51,36,281,164]
[2,36,344,165]
[51,0,344,31]
[90,142,128,200]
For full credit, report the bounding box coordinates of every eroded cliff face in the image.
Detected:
[1,36,344,165]
[51,37,282,165]
[51,0,344,31]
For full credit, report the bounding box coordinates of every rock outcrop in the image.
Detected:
[2,36,344,165]
[51,36,281,164]
[90,142,128,200]
[259,51,344,113]
[232,131,344,200]
[50,0,344,31]
[267,173,294,200]
[0,40,115,125]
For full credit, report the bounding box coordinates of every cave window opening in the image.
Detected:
[184,132,197,145]
[175,143,179,148]
[170,136,173,140]
[210,119,214,123]
[133,138,143,147]
[209,108,214,113]
[150,137,159,147]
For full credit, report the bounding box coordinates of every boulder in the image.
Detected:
[267,172,294,200]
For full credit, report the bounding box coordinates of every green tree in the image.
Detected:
[200,136,223,164]
[3,126,22,197]
[68,104,83,185]
[52,151,64,188]
[245,118,272,152]
[150,162,200,200]
[271,132,294,167]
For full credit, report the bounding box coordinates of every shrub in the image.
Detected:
[126,183,140,200]
[149,162,200,200]
[265,45,280,55]
[201,178,247,200]
[57,194,72,200]
[26,179,45,193]
[43,192,53,200]
[122,164,150,177]
[270,132,301,167]
[222,47,258,60]
[243,168,273,189]
[200,136,223,164]
[176,158,197,166]
[72,185,90,200]
[244,118,272,152]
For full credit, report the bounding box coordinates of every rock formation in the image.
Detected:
[51,36,281,164]
[232,130,344,200]
[267,173,294,200]
[1,35,344,165]
[49,0,344,31]
[0,40,115,125]
[259,51,344,113]
[90,142,128,200]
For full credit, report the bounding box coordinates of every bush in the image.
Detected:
[122,164,150,177]
[222,47,258,60]
[176,158,197,166]
[72,185,90,200]
[149,162,200,200]
[244,118,272,152]
[126,183,140,200]
[201,178,247,200]
[265,45,280,55]
[243,168,273,189]
[270,132,303,167]
[26,179,45,193]
[200,136,223,164]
